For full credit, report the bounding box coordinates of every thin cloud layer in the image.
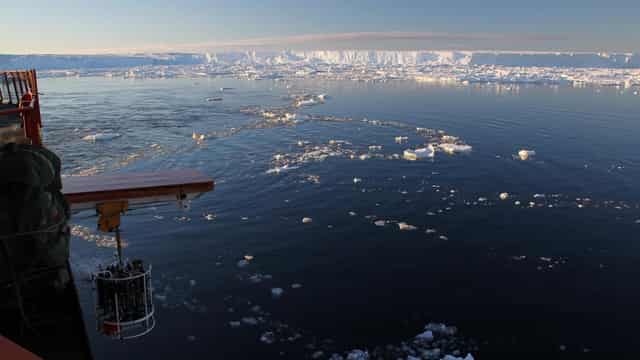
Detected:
[189,31,566,47]
[67,31,569,55]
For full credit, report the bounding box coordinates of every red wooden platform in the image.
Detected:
[0,335,42,360]
[62,169,214,210]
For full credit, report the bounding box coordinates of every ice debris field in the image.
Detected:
[63,76,640,359]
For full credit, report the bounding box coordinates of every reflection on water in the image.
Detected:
[41,77,640,358]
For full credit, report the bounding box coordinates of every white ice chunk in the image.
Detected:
[442,355,474,360]
[398,222,418,231]
[374,220,386,227]
[302,217,313,224]
[241,317,258,325]
[403,146,435,160]
[271,288,284,298]
[518,149,536,161]
[499,192,509,200]
[439,143,472,154]
[415,330,434,341]
[346,349,369,360]
[260,331,276,344]
[82,133,121,141]
[237,259,250,268]
[424,322,458,335]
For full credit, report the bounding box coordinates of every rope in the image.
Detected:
[0,217,66,240]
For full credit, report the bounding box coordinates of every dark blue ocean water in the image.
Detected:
[40,77,640,359]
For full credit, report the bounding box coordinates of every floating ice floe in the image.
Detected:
[302,174,321,184]
[260,331,276,344]
[425,228,437,234]
[442,355,474,360]
[395,136,408,143]
[266,164,299,174]
[374,220,387,227]
[439,143,472,155]
[403,146,435,160]
[204,213,216,221]
[325,321,476,360]
[237,259,250,268]
[296,98,317,107]
[398,222,418,231]
[346,350,369,360]
[425,322,458,336]
[499,192,510,200]
[248,273,272,283]
[291,283,302,289]
[271,288,284,298]
[348,211,357,216]
[415,330,434,341]
[241,317,259,326]
[70,225,121,248]
[517,149,536,161]
[82,132,121,142]
[353,177,362,184]
[302,217,313,224]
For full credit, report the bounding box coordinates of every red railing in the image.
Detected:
[0,70,43,146]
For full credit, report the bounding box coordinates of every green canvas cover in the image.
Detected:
[0,143,70,281]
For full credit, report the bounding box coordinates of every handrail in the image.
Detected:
[0,105,34,117]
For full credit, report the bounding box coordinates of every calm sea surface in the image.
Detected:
[40,77,640,359]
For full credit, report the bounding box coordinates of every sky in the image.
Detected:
[2,0,639,54]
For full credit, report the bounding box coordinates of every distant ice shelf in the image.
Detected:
[8,50,640,88]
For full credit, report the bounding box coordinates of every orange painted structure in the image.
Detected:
[0,70,43,146]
